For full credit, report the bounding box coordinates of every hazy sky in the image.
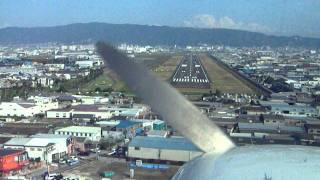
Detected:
[1,0,320,37]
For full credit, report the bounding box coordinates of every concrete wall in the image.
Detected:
[160,149,190,162]
[128,147,159,160]
[47,111,71,119]
[128,147,203,162]
[190,151,203,160]
[72,111,112,119]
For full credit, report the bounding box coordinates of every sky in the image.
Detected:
[1,0,320,38]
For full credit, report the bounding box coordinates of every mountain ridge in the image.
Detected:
[0,22,319,47]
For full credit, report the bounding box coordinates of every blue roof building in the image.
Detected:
[115,120,141,129]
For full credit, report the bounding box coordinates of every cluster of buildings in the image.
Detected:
[0,44,103,90]
[0,91,170,176]
[214,47,320,95]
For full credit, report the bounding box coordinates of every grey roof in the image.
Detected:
[260,101,316,114]
[147,130,168,137]
[0,149,24,157]
[4,138,31,146]
[129,136,202,152]
[238,123,305,133]
[30,133,71,139]
[18,103,36,108]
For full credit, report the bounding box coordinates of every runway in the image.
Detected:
[171,54,210,89]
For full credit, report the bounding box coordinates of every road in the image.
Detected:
[171,54,210,89]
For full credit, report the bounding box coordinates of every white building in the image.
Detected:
[0,98,58,117]
[4,134,72,163]
[37,76,55,88]
[73,95,110,105]
[45,63,65,71]
[75,60,94,69]
[46,105,113,119]
[0,102,38,117]
[55,126,102,141]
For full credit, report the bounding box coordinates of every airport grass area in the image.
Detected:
[200,54,256,94]
[78,70,129,93]
[78,53,174,94]
[152,55,182,81]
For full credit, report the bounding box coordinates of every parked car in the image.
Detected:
[69,156,79,161]
[107,148,116,156]
[44,173,63,180]
[67,159,79,166]
[63,177,79,180]
[90,147,100,153]
[59,158,67,164]
[78,151,90,156]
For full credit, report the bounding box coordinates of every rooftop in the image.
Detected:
[147,130,168,137]
[0,149,25,157]
[4,138,31,146]
[129,136,202,152]
[24,138,54,147]
[30,133,71,139]
[116,120,141,129]
[238,122,305,134]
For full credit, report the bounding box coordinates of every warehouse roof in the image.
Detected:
[116,120,141,129]
[4,138,31,146]
[55,126,101,134]
[30,133,71,139]
[129,136,202,152]
[24,138,55,147]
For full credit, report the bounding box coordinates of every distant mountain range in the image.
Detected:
[0,22,320,47]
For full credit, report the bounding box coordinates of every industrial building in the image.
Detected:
[127,136,203,163]
[54,126,102,141]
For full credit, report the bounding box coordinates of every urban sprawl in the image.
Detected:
[0,43,319,179]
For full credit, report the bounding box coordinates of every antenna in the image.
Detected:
[96,42,235,153]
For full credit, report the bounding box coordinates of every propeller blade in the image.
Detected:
[96,42,235,153]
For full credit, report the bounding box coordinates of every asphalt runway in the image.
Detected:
[171,54,210,89]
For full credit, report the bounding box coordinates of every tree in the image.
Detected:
[215,89,222,97]
[95,87,102,92]
[259,114,264,122]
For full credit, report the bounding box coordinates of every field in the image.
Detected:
[199,54,256,94]
[152,55,182,81]
[78,69,129,94]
